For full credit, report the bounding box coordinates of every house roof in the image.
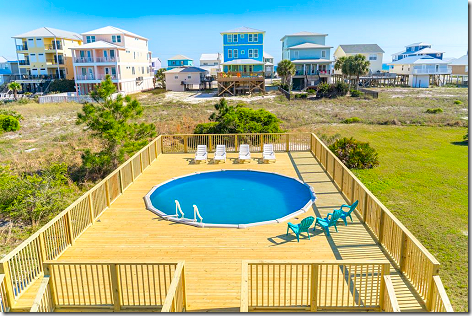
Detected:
[292,59,333,64]
[338,44,384,54]
[280,31,327,41]
[0,56,8,63]
[449,54,468,66]
[388,55,449,65]
[413,47,444,55]
[12,27,82,41]
[221,27,265,34]
[169,54,193,61]
[200,53,221,61]
[263,52,274,59]
[70,40,124,50]
[406,42,431,47]
[82,26,147,40]
[288,43,332,50]
[222,59,265,65]
[165,67,208,74]
[0,69,12,75]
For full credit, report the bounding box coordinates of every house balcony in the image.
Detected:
[16,44,28,51]
[217,71,265,81]
[45,44,63,51]
[46,59,64,66]
[295,70,332,76]
[74,57,119,64]
[76,73,120,81]
[412,68,451,75]
[18,60,30,66]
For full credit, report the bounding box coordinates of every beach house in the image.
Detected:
[217,27,265,95]
[12,27,82,92]
[333,44,384,74]
[167,55,193,70]
[0,57,25,87]
[448,53,468,85]
[164,66,209,92]
[70,26,153,95]
[392,42,444,62]
[280,31,333,90]
[263,52,274,78]
[151,57,161,74]
[199,53,222,76]
[388,55,450,88]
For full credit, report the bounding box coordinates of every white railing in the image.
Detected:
[76,74,120,80]
[74,57,119,63]
[412,68,451,75]
[74,57,94,63]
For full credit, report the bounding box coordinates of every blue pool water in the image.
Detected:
[147,170,315,226]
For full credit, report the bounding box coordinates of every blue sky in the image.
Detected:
[0,0,468,64]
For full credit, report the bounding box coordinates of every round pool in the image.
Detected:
[144,170,316,228]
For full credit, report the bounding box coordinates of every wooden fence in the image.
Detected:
[30,277,54,312]
[309,133,452,312]
[428,276,453,312]
[38,261,185,312]
[0,136,162,307]
[382,276,400,312]
[160,133,311,153]
[240,260,395,312]
[0,274,11,312]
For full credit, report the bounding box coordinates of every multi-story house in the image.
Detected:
[280,31,333,90]
[12,27,82,92]
[392,42,444,62]
[448,53,468,85]
[217,27,266,96]
[167,55,193,70]
[0,57,25,87]
[71,26,153,95]
[263,52,274,78]
[388,55,450,88]
[151,57,161,74]
[333,44,384,74]
[199,53,222,76]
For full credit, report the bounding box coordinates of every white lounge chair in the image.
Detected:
[214,145,226,163]
[195,145,208,163]
[262,144,276,163]
[238,144,251,163]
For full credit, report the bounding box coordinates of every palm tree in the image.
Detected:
[7,82,21,100]
[344,54,370,89]
[276,60,296,91]
[334,56,347,74]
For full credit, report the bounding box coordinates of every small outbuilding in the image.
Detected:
[164,67,210,92]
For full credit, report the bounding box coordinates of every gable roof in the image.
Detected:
[406,42,431,47]
[449,54,468,66]
[12,27,82,41]
[288,43,332,49]
[388,55,449,65]
[82,26,147,40]
[0,56,8,63]
[169,54,193,61]
[280,31,327,41]
[263,52,274,59]
[165,66,208,74]
[200,53,221,61]
[338,44,384,54]
[221,27,265,34]
[70,40,124,50]
[413,47,444,55]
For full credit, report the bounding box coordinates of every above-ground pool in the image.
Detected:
[144,170,316,228]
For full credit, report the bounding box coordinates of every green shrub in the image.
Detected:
[334,82,349,96]
[329,137,379,169]
[279,84,291,91]
[294,93,308,99]
[0,109,23,120]
[48,79,76,93]
[0,115,20,132]
[307,89,317,94]
[350,89,363,97]
[454,100,463,105]
[342,117,361,124]
[425,108,443,114]
[464,133,468,140]
[193,122,218,134]
[17,98,29,104]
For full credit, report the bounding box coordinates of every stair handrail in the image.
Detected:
[193,205,203,223]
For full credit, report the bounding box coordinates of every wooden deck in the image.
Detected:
[13,152,426,312]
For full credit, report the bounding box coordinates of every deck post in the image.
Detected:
[154,138,159,158]
[240,261,248,312]
[38,233,48,263]
[139,152,144,173]
[362,191,368,222]
[310,263,318,311]
[209,135,213,152]
[118,169,124,193]
[110,264,122,311]
[148,145,152,164]
[105,180,111,207]
[65,211,74,245]
[286,134,290,152]
[184,135,188,153]
[399,231,409,272]
[378,209,385,244]
[234,134,238,152]
[0,261,15,308]
[88,194,95,224]
[43,263,57,309]
[379,263,390,310]
[130,159,135,181]
[426,264,440,311]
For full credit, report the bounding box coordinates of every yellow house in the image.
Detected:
[333,44,384,74]
[70,26,154,95]
[12,27,82,92]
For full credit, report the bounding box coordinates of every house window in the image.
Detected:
[112,35,121,43]
[253,34,258,42]
[132,67,135,75]
[321,50,326,58]
[86,36,95,43]
[188,75,191,79]
[248,49,253,58]
[240,34,244,38]
[294,51,299,58]
[233,49,238,58]
[175,76,178,79]
[142,67,144,73]
[228,35,232,43]
[369,54,377,61]
[233,34,238,42]
[228,50,233,58]
[241,50,245,55]
[254,49,258,58]
[248,34,253,42]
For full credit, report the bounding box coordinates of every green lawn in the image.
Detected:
[315,124,468,312]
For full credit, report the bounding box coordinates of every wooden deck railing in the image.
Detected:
[428,276,453,312]
[42,261,184,312]
[240,260,391,312]
[0,274,11,312]
[309,133,452,312]
[382,276,400,312]
[0,136,162,306]
[160,133,311,153]
[161,262,187,312]
[30,277,54,312]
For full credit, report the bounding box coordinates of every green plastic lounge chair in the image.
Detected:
[326,200,359,226]
[286,216,315,242]
[314,209,343,236]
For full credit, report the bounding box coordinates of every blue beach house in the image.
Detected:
[220,27,265,74]
[167,54,193,70]
[392,42,444,62]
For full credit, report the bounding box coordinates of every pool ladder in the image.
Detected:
[174,200,203,223]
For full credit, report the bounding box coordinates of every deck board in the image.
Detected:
[13,152,426,312]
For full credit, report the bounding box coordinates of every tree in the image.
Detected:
[7,82,21,100]
[194,98,284,134]
[76,75,156,180]
[342,54,370,89]
[276,60,296,90]
[154,68,166,89]
[334,56,347,78]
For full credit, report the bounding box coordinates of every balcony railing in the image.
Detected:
[45,44,63,50]
[217,71,264,79]
[76,73,120,80]
[16,44,28,51]
[295,69,332,76]
[74,57,119,63]
[412,68,452,75]
[13,74,60,81]
[46,59,64,65]
[18,60,30,65]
